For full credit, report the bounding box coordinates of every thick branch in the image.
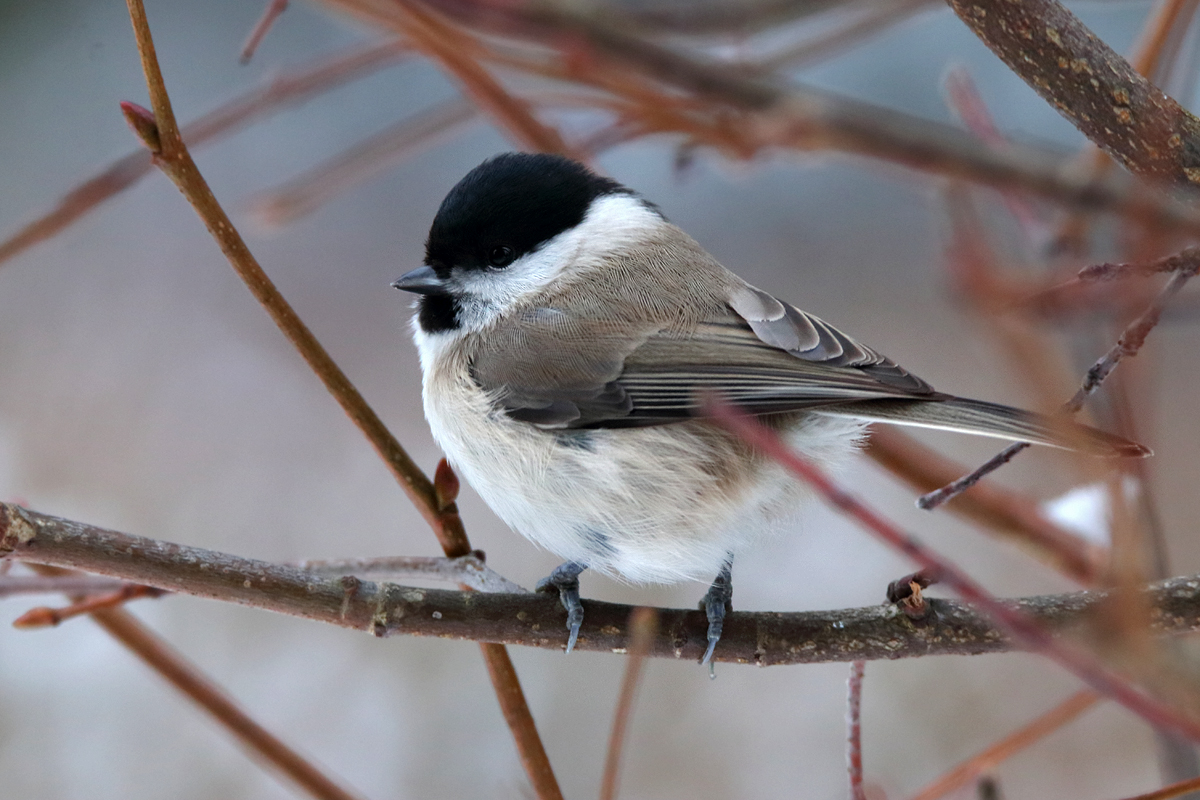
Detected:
[6,503,1200,666]
[947,0,1200,187]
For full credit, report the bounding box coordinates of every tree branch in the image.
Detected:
[947,0,1200,187]
[7,503,1200,666]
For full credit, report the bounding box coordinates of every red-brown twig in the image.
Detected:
[240,0,290,63]
[1120,774,1200,800]
[12,583,164,628]
[866,429,1106,584]
[22,562,365,800]
[708,400,1200,741]
[847,660,868,800]
[252,98,478,225]
[906,689,1102,800]
[942,67,1045,248]
[325,0,573,156]
[91,604,367,800]
[754,0,937,71]
[0,39,410,268]
[414,0,1200,236]
[918,256,1193,511]
[1078,248,1200,282]
[600,607,658,800]
[119,3,560,797]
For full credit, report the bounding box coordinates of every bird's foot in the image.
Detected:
[536,561,587,653]
[699,560,734,667]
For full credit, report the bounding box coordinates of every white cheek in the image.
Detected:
[452,194,663,331]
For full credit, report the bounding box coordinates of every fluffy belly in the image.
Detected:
[425,376,867,584]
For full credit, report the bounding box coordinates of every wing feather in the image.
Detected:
[471,281,939,429]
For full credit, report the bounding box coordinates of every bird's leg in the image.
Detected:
[699,557,734,665]
[536,561,587,653]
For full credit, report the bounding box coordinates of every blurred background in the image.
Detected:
[2,0,1198,797]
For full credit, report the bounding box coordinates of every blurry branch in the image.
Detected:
[1125,775,1200,800]
[906,689,1101,800]
[947,0,1200,188]
[241,0,290,64]
[399,0,1200,237]
[9,503,1200,666]
[119,4,561,798]
[599,607,657,800]
[93,604,367,800]
[571,0,858,34]
[1078,247,1200,282]
[252,98,478,225]
[865,428,1106,585]
[26,564,366,800]
[847,661,868,800]
[939,183,1073,413]
[328,0,574,155]
[751,0,937,71]
[919,252,1195,511]
[708,403,1200,740]
[942,68,1047,252]
[0,39,410,268]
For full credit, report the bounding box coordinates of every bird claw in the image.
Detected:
[699,560,733,666]
[536,561,586,653]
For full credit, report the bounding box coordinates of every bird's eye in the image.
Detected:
[487,244,516,268]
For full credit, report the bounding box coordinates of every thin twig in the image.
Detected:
[707,403,1200,740]
[479,643,564,800]
[327,0,574,156]
[1122,775,1200,800]
[23,562,366,800]
[119,4,559,797]
[847,660,868,800]
[121,0,465,573]
[906,689,1102,800]
[0,39,410,268]
[753,0,937,71]
[866,429,1107,584]
[10,504,1200,665]
[13,583,164,628]
[600,607,658,800]
[240,0,290,64]
[91,604,367,800]
[1078,248,1200,282]
[252,98,478,225]
[942,67,1046,248]
[918,256,1195,511]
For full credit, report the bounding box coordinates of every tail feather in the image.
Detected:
[815,396,1150,458]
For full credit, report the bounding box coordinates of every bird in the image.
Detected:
[393,152,1149,664]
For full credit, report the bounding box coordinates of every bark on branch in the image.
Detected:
[5,503,1200,666]
[948,0,1200,187]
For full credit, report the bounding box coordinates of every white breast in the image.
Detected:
[414,323,867,584]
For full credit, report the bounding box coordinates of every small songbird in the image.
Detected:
[394,153,1148,663]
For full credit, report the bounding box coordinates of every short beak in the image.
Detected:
[392,265,446,295]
